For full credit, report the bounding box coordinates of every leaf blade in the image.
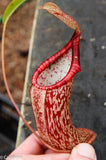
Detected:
[3,0,26,24]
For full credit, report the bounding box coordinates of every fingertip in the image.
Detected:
[69,143,97,160]
[77,143,97,160]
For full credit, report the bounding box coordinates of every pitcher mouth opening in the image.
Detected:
[32,31,81,90]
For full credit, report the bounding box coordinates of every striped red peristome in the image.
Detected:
[30,2,96,153]
[32,30,81,90]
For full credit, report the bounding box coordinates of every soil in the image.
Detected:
[0,0,37,103]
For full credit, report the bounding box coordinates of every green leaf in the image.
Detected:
[0,15,3,23]
[3,0,26,24]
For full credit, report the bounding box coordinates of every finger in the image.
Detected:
[69,143,97,160]
[7,153,70,160]
[44,148,56,154]
[10,133,45,155]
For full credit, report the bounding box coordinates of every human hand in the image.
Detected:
[7,133,97,160]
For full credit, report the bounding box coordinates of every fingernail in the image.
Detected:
[75,143,97,160]
[6,155,22,160]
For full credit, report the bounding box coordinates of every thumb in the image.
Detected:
[69,143,97,160]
